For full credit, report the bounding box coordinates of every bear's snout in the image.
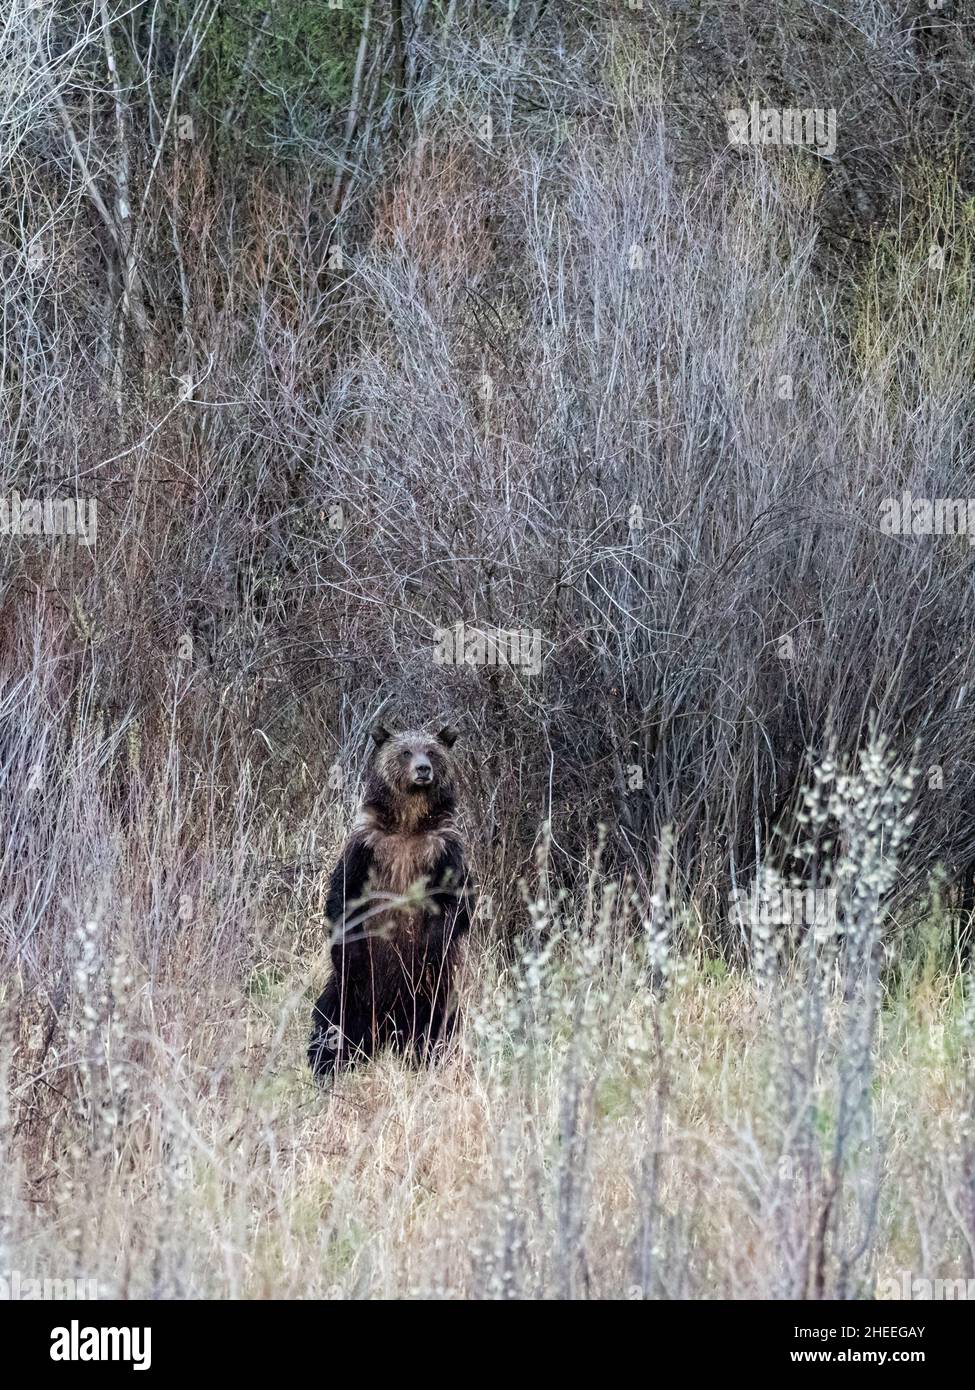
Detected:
[411,756,433,786]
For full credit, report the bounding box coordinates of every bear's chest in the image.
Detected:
[366,831,447,899]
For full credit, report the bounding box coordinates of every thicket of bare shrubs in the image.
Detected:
[2,1,975,1298]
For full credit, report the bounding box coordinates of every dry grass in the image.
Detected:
[4,922,974,1299]
[2,744,974,1299]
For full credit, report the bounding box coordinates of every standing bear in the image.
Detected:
[308,723,471,1077]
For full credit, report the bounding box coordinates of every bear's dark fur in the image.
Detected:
[308,723,471,1077]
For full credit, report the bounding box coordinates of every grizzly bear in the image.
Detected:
[308,723,471,1077]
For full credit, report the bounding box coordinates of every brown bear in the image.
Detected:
[308,723,471,1077]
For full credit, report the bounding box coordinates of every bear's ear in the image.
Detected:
[371,722,392,749]
[436,725,459,749]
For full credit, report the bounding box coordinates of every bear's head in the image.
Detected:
[362,723,460,827]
